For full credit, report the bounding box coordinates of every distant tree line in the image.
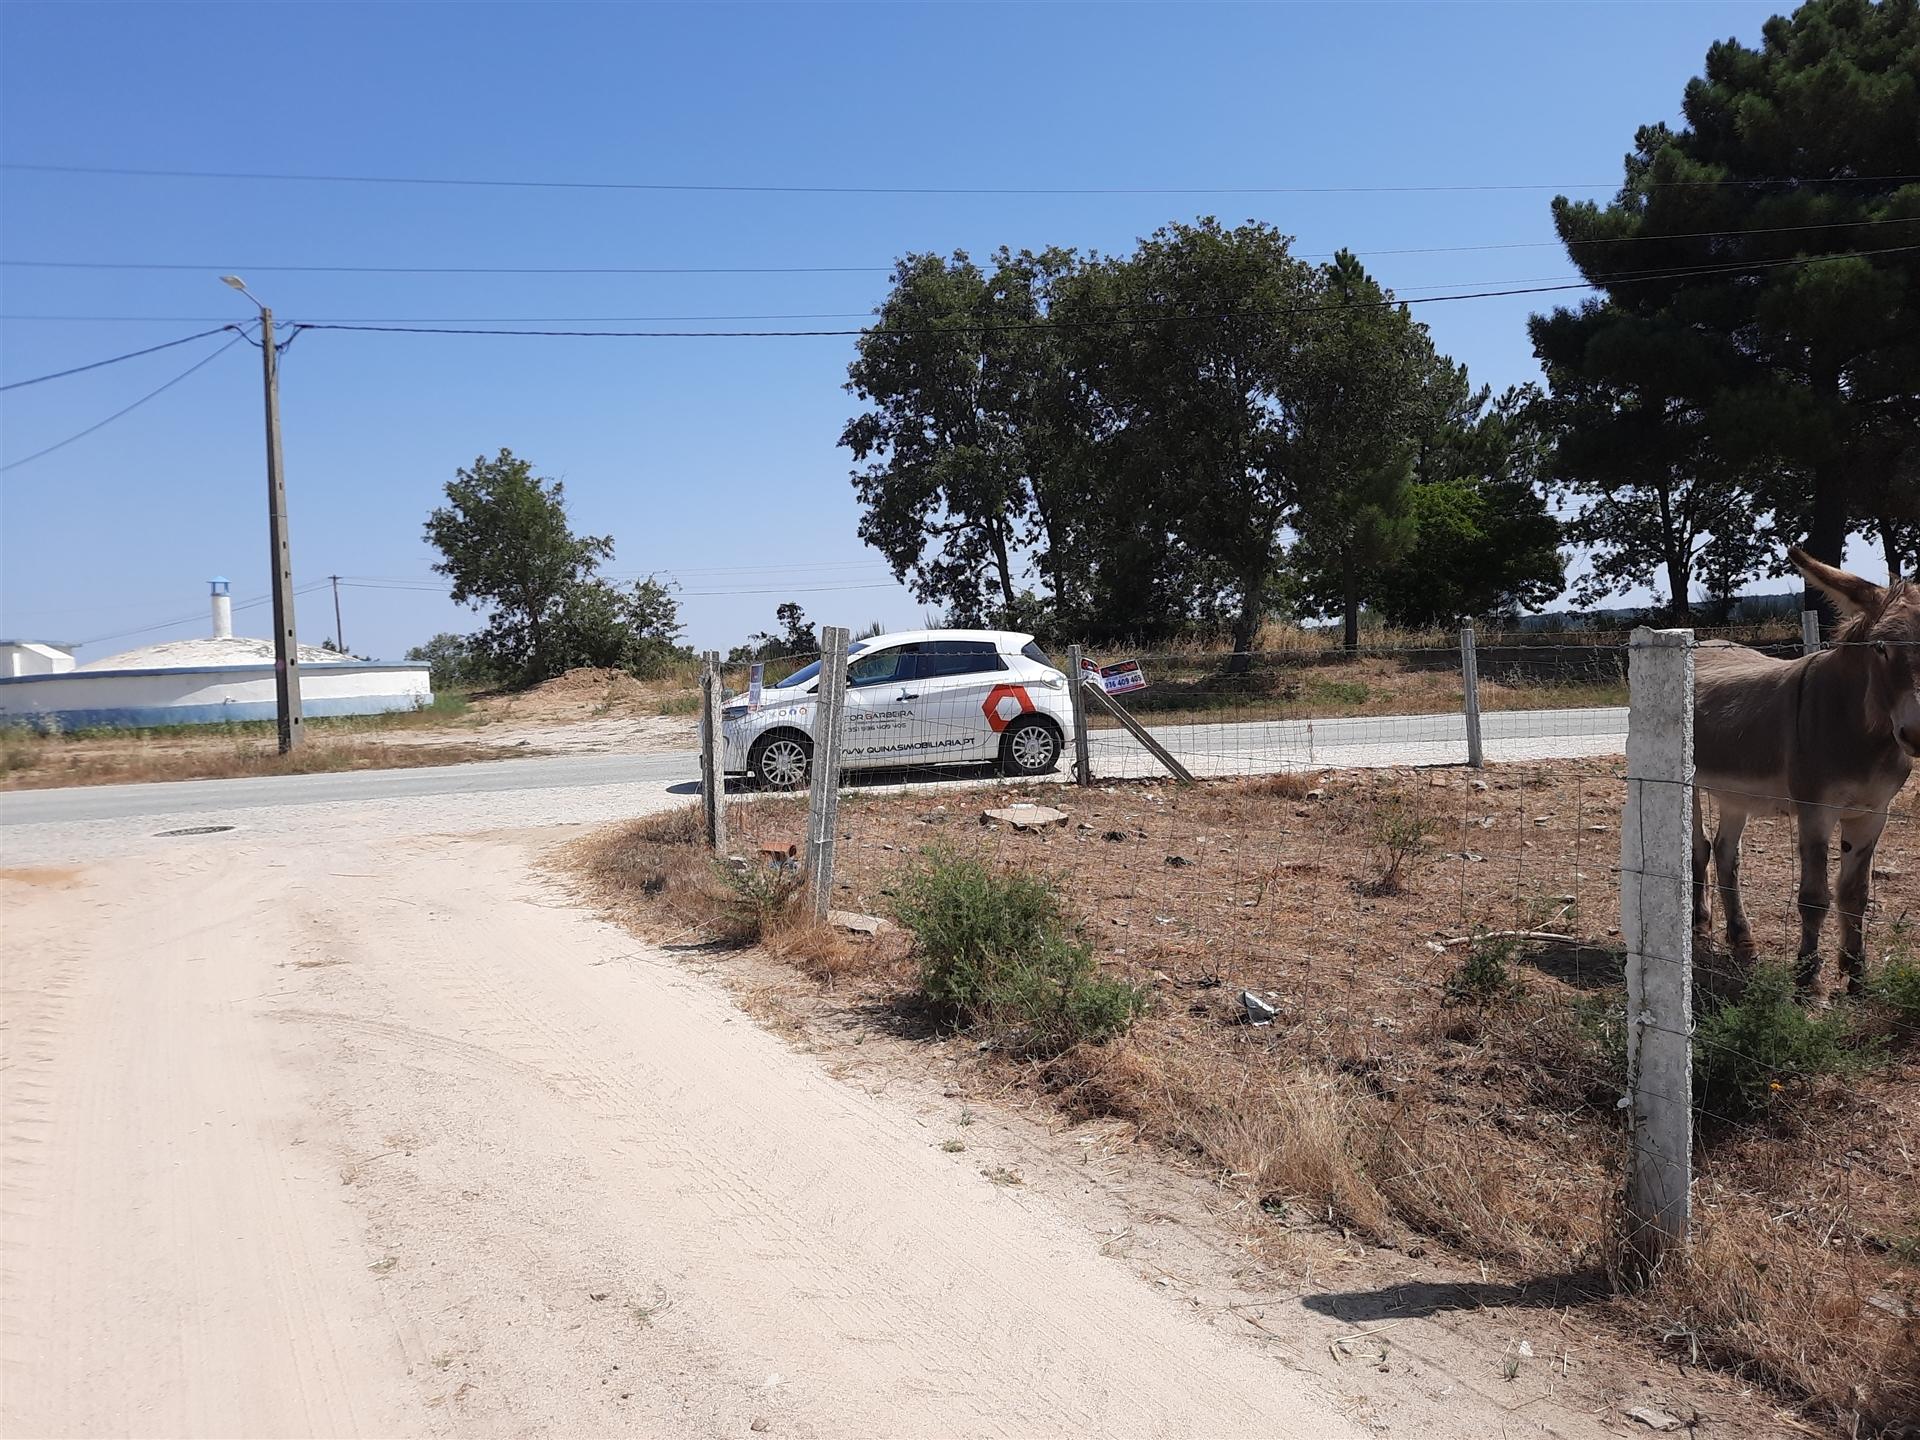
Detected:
[841,0,1918,641]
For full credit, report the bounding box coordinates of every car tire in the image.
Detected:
[999,716,1061,777]
[749,730,813,791]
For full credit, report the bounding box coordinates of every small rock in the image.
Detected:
[1241,991,1277,1026]
[826,910,888,936]
[1305,788,1325,800]
[1626,1406,1683,1433]
[981,804,1070,831]
[751,1420,771,1434]
[1103,830,1127,843]
[1469,779,1489,792]
[1165,855,1191,867]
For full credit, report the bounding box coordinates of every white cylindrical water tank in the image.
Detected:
[210,576,233,639]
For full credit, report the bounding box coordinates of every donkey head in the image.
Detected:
[1791,545,1920,758]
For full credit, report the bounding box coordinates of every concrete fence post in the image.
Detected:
[698,649,727,853]
[1460,619,1484,770]
[1620,626,1695,1271]
[1801,608,1822,655]
[805,626,851,918]
[1067,644,1092,786]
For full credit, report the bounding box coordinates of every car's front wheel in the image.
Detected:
[1000,716,1061,777]
[749,731,813,791]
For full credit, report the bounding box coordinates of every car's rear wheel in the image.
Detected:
[750,731,813,790]
[1000,716,1061,777]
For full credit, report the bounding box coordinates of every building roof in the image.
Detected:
[79,636,350,672]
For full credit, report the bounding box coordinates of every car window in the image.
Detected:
[913,640,1005,679]
[846,644,918,688]
[1020,641,1055,668]
[773,639,870,690]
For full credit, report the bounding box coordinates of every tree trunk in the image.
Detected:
[1664,554,1692,624]
[988,520,1016,612]
[1804,465,1849,626]
[1881,518,1903,581]
[1342,553,1361,652]
[1226,576,1263,675]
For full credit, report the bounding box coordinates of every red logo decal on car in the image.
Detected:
[981,684,1033,733]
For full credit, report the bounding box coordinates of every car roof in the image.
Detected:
[853,628,1033,649]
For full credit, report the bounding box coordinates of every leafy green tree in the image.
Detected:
[406,632,495,690]
[1362,388,1566,627]
[728,602,818,664]
[1530,305,1769,617]
[1542,0,1920,612]
[423,449,685,683]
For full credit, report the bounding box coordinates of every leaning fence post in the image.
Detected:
[805,626,851,918]
[1620,626,1695,1271]
[1801,608,1821,655]
[698,649,727,853]
[1460,618,1485,770]
[1067,643,1092,786]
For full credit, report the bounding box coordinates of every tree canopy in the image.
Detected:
[422,448,686,685]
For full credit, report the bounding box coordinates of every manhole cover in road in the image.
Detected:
[154,824,235,837]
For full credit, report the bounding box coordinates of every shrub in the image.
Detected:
[1692,964,1873,1123]
[1364,790,1435,895]
[1444,934,1525,1007]
[716,856,803,935]
[1864,929,1920,1036]
[892,849,1143,1054]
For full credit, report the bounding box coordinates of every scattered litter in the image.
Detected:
[1865,1291,1911,1319]
[826,910,888,936]
[1165,855,1191,867]
[1241,991,1277,1026]
[1626,1406,1683,1433]
[1102,829,1127,842]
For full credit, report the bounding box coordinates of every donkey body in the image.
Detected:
[1691,548,1920,992]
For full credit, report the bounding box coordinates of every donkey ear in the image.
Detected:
[1787,544,1885,617]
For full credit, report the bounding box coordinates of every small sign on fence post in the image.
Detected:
[698,649,727,853]
[805,626,851,918]
[1067,644,1092,786]
[1460,619,1485,770]
[1620,626,1695,1271]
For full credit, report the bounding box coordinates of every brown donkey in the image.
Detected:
[1692,547,1920,993]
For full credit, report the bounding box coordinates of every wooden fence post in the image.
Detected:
[1620,626,1695,1271]
[1460,618,1485,770]
[1801,608,1821,655]
[805,626,851,918]
[699,649,727,853]
[1067,644,1092,786]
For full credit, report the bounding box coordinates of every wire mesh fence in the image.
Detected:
[693,619,1918,1416]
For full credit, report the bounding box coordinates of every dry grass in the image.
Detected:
[0,728,520,791]
[565,802,875,982]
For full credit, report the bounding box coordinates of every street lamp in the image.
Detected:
[221,274,304,752]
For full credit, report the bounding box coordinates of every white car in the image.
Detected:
[722,629,1075,789]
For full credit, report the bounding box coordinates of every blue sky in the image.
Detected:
[1,0,1820,661]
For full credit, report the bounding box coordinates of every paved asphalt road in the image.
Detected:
[0,705,1626,830]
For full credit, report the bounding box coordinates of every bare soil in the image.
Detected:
[577,761,1920,1435]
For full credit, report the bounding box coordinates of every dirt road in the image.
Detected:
[4,819,1391,1439]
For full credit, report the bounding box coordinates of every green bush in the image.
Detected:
[892,850,1143,1054]
[1444,934,1525,1007]
[1865,934,1920,1034]
[716,857,803,938]
[1693,964,1873,1123]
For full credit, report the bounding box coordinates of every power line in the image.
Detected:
[8,159,1916,197]
[72,580,330,649]
[0,328,253,474]
[0,324,239,391]
[277,247,1919,340]
[6,214,1915,280]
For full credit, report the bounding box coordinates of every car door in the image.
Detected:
[904,639,1010,762]
[839,642,919,766]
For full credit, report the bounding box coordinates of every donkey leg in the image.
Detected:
[1691,791,1713,936]
[1793,804,1836,991]
[1712,806,1754,961]
[1835,810,1890,996]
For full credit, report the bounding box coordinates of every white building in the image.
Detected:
[0,578,432,730]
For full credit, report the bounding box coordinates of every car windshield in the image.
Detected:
[772,640,870,690]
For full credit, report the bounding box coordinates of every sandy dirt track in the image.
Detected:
[0,822,1403,1439]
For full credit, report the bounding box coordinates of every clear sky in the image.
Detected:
[1,0,1823,661]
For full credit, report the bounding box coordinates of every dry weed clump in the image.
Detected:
[1646,1199,1920,1432]
[566,803,874,981]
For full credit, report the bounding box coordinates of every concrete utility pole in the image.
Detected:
[330,575,345,655]
[223,276,304,752]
